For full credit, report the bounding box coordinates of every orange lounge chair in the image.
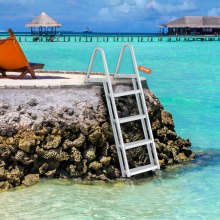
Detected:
[0,28,44,79]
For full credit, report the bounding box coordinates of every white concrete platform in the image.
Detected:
[0,71,147,89]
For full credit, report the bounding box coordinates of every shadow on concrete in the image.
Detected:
[0,74,69,80]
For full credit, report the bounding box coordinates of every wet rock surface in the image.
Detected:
[0,86,195,191]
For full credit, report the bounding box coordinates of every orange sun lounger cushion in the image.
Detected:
[0,28,44,79]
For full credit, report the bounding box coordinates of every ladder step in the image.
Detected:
[86,78,108,83]
[114,89,141,98]
[130,164,159,176]
[123,139,153,150]
[119,114,147,124]
[114,74,137,78]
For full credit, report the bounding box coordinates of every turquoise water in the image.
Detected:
[0,41,220,219]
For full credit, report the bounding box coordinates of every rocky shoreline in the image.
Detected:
[0,84,195,191]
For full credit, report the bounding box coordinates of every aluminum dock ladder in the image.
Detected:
[85,44,160,177]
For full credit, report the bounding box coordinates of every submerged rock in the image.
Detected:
[22,174,40,186]
[0,181,11,191]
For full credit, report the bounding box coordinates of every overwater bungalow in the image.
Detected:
[26,12,61,36]
[161,16,220,35]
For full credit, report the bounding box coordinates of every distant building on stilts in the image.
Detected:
[26,12,61,36]
[161,16,220,35]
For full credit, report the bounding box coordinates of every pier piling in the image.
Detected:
[5,34,220,43]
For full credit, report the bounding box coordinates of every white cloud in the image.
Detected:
[134,0,147,8]
[98,7,116,22]
[174,0,196,12]
[106,0,122,6]
[101,0,196,18]
[146,0,160,10]
[117,3,130,13]
[208,7,220,16]
[145,0,195,13]
[0,0,36,5]
[13,0,36,5]
[97,0,196,25]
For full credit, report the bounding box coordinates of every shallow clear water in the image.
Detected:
[0,40,220,219]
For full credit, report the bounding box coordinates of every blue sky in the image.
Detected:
[0,0,220,32]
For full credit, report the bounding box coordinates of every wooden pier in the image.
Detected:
[1,35,220,43]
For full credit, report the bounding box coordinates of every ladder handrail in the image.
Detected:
[85,47,129,176]
[114,43,160,168]
[85,47,110,82]
[115,43,139,77]
[103,82,126,177]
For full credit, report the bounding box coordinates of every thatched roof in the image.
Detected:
[26,12,61,28]
[161,16,220,28]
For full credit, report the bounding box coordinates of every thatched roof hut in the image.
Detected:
[161,16,220,35]
[26,12,61,35]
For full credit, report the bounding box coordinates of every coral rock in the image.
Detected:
[0,160,5,168]
[44,135,62,150]
[152,119,161,131]
[100,156,111,166]
[43,149,69,161]
[22,174,40,186]
[80,123,90,136]
[14,150,34,165]
[88,127,105,147]
[101,122,113,140]
[18,139,34,153]
[45,169,56,178]
[159,159,165,167]
[63,134,85,149]
[0,181,11,191]
[161,111,175,129]
[39,163,49,175]
[84,147,96,162]
[0,167,6,181]
[72,133,86,148]
[63,139,73,150]
[106,165,120,178]
[97,174,108,181]
[70,147,82,163]
[0,145,11,158]
[101,143,109,157]
[7,166,24,186]
[66,164,78,177]
[88,127,102,144]
[77,159,88,175]
[89,161,102,171]
[174,153,188,163]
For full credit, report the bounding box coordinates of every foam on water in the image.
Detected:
[0,41,220,219]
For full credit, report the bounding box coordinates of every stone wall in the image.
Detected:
[0,84,195,191]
